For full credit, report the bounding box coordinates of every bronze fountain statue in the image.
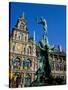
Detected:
[30,16,55,86]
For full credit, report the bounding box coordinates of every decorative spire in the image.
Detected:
[58,45,63,52]
[34,30,36,44]
[22,12,25,19]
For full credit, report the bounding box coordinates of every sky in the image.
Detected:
[9,2,66,51]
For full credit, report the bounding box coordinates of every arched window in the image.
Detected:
[12,44,15,51]
[18,35,20,40]
[27,46,31,55]
[17,32,23,40]
[18,34,21,40]
[60,63,63,71]
[27,48,29,55]
[24,47,26,54]
[55,63,60,71]
[21,33,23,40]
[20,24,24,29]
[29,46,31,54]
[64,64,66,71]
[15,72,21,87]
[12,57,21,70]
[25,36,26,41]
[24,74,31,86]
[23,59,32,70]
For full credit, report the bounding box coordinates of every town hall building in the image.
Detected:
[9,14,38,87]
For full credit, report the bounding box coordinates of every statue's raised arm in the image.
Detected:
[36,16,47,33]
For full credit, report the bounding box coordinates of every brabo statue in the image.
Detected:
[36,16,47,33]
[30,17,54,86]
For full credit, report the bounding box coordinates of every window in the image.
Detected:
[15,73,21,87]
[24,25,26,30]
[12,57,21,70]
[60,63,63,71]
[25,36,27,41]
[24,74,31,86]
[23,59,32,70]
[19,35,20,40]
[50,62,54,70]
[25,36,26,41]
[27,46,31,55]
[13,44,15,51]
[27,48,29,55]
[61,76,64,79]
[24,47,26,54]
[59,57,62,63]
[21,33,23,40]
[55,63,60,71]
[64,64,66,71]
[20,24,24,29]
[18,35,21,40]
[17,32,23,40]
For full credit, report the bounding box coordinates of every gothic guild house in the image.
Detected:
[9,15,38,87]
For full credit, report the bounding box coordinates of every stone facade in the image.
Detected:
[49,50,66,83]
[9,15,38,87]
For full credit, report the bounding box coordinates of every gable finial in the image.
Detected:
[22,12,25,19]
[33,29,36,44]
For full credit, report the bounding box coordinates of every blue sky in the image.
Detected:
[9,2,66,51]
